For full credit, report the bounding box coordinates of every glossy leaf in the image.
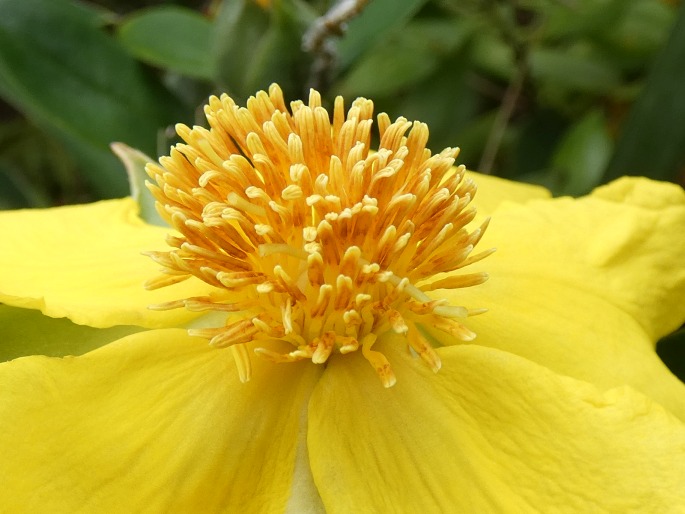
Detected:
[337,20,471,98]
[111,143,165,226]
[542,0,626,40]
[469,32,515,81]
[337,0,429,70]
[373,52,480,157]
[0,0,185,198]
[551,111,612,196]
[606,0,676,59]
[513,110,568,184]
[531,47,621,94]
[242,1,309,100]
[212,0,272,99]
[212,0,313,100]
[117,6,215,80]
[0,161,42,209]
[604,2,685,182]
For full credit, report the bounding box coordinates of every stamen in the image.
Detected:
[307,251,326,286]
[227,192,267,217]
[312,284,333,317]
[259,243,309,260]
[386,309,409,335]
[282,184,303,201]
[408,330,441,373]
[431,317,477,341]
[144,273,191,290]
[339,246,361,277]
[432,305,469,319]
[334,275,354,310]
[312,332,336,364]
[185,297,256,312]
[273,265,306,301]
[343,309,362,326]
[231,344,252,383]
[361,334,396,388]
[147,298,189,311]
[422,272,490,291]
[145,84,492,387]
[338,336,359,354]
[254,346,313,363]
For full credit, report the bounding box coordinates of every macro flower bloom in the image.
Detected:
[1,85,685,512]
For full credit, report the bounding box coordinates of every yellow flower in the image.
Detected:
[1,85,685,512]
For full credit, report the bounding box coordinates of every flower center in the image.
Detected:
[144,84,492,387]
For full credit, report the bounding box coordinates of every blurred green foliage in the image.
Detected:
[0,0,683,208]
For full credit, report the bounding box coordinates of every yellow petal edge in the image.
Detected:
[0,199,212,329]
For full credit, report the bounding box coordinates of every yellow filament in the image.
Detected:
[145,84,491,386]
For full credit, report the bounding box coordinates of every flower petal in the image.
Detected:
[441,177,685,420]
[309,339,685,513]
[0,199,211,328]
[0,329,320,512]
[465,170,551,218]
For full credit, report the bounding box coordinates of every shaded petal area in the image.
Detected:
[440,177,685,420]
[0,199,211,328]
[309,339,685,513]
[0,329,320,512]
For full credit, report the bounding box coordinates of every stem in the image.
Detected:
[302,0,369,93]
[477,0,530,174]
[477,63,527,174]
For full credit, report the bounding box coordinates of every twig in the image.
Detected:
[477,0,530,174]
[477,63,527,174]
[302,0,369,92]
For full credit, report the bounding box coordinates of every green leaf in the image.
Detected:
[110,142,165,226]
[604,2,685,182]
[337,0,429,70]
[468,32,515,81]
[450,110,499,171]
[117,6,214,80]
[551,110,612,196]
[337,42,436,99]
[212,0,271,98]
[0,161,45,209]
[0,305,141,362]
[212,0,312,100]
[0,118,84,206]
[337,19,471,98]
[607,0,676,59]
[531,46,621,94]
[242,1,309,99]
[542,0,627,40]
[0,0,186,198]
[372,52,480,158]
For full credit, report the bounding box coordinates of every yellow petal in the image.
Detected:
[441,177,685,420]
[309,339,685,513]
[465,170,551,219]
[0,199,211,328]
[0,329,320,512]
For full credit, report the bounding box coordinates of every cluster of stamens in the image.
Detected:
[144,84,492,387]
